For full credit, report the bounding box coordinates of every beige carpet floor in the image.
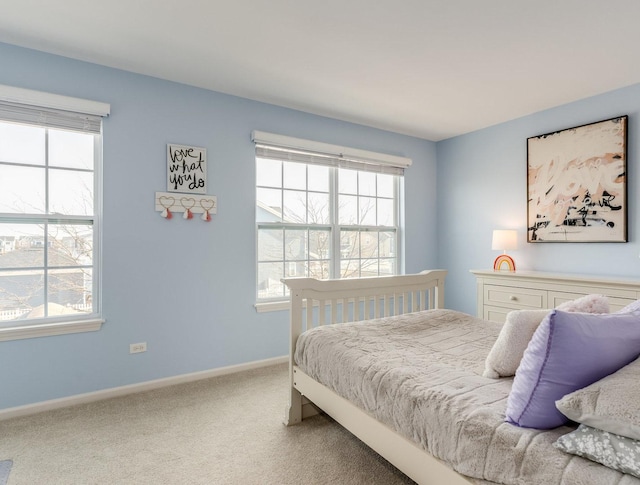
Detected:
[0,363,415,484]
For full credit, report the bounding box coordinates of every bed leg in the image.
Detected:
[284,386,303,426]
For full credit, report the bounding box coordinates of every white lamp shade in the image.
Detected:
[492,230,517,251]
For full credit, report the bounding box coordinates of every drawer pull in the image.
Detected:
[510,295,518,301]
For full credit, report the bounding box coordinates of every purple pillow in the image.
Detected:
[505,310,640,429]
[616,299,640,313]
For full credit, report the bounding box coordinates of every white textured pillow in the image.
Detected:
[556,356,640,440]
[483,309,550,378]
[483,294,610,379]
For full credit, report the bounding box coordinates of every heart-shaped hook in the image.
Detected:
[159,196,175,209]
[180,197,196,210]
[200,199,215,211]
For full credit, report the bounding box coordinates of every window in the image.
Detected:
[0,85,109,340]
[253,131,411,303]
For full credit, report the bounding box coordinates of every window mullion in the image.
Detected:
[43,128,50,317]
[395,175,401,274]
[281,227,286,297]
[280,162,286,297]
[305,166,309,277]
[330,167,339,279]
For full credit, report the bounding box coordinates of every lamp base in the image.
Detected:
[493,254,516,272]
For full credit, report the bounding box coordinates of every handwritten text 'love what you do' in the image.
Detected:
[167,144,207,194]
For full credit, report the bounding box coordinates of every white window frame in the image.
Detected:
[253,131,411,312]
[0,85,110,341]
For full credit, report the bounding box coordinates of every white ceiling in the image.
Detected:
[1,0,639,141]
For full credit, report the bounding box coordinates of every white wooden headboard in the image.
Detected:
[282,269,447,426]
[283,269,447,380]
[283,269,447,333]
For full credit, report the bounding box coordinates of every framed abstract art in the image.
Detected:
[527,116,628,242]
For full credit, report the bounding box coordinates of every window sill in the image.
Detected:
[254,299,323,313]
[0,318,105,342]
[254,300,290,313]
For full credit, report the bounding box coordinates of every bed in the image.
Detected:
[283,270,640,485]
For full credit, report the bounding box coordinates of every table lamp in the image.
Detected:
[492,230,517,271]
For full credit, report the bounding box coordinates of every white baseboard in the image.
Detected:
[0,355,288,421]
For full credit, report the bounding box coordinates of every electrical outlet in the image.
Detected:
[129,342,147,354]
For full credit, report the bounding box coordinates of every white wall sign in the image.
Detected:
[167,144,207,194]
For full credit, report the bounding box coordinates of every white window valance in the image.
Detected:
[251,130,411,176]
[0,84,110,134]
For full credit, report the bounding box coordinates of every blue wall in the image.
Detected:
[4,39,638,410]
[0,43,438,409]
[437,84,640,314]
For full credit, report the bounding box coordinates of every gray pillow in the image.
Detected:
[554,424,640,478]
[556,356,640,440]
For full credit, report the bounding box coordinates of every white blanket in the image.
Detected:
[294,309,640,484]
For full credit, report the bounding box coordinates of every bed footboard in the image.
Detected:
[282,269,446,425]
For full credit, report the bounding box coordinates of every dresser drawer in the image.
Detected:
[548,291,587,308]
[484,285,547,310]
[549,291,636,312]
[483,306,512,324]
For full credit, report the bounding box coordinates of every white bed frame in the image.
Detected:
[283,270,472,485]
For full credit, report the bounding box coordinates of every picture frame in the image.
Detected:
[527,116,628,242]
[167,143,207,194]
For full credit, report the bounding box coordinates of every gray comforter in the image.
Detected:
[294,309,640,485]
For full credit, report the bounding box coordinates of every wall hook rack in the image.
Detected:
[154,192,217,221]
